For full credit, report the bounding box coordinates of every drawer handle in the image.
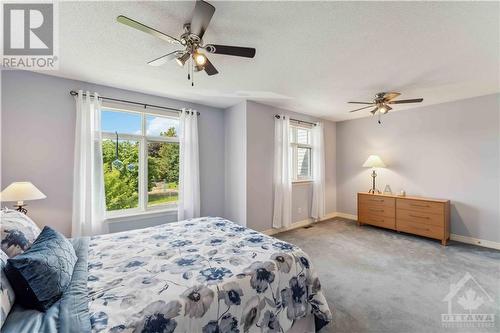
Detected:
[369,199,384,202]
[409,214,430,220]
[410,203,429,208]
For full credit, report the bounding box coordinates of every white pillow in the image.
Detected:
[0,208,41,257]
[1,250,15,328]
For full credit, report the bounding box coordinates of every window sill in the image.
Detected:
[292,179,314,185]
[105,208,177,223]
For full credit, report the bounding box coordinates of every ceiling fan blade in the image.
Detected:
[190,0,215,39]
[349,105,375,113]
[204,57,219,76]
[147,51,182,66]
[382,92,401,101]
[117,15,180,45]
[205,44,256,58]
[348,101,374,105]
[388,98,424,104]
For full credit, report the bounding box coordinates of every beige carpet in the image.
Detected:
[275,219,500,333]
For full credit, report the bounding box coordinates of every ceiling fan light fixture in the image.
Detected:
[379,105,392,114]
[175,52,190,67]
[194,52,207,66]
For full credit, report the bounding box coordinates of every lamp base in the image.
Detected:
[368,169,380,194]
[14,204,28,214]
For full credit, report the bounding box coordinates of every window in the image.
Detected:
[101,105,180,217]
[289,123,313,181]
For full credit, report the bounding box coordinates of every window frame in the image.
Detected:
[100,102,180,219]
[289,122,313,182]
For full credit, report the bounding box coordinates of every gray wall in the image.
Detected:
[1,70,225,236]
[336,94,500,243]
[224,101,247,226]
[245,101,337,231]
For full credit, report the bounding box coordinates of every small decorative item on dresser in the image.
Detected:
[362,155,386,194]
[0,182,46,214]
[398,189,406,197]
[383,185,392,195]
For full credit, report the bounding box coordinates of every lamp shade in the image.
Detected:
[363,155,386,168]
[0,182,46,202]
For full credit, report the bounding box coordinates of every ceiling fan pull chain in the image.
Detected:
[191,60,194,86]
[378,111,382,125]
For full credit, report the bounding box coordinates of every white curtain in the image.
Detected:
[272,115,292,228]
[311,122,326,220]
[178,109,200,220]
[72,91,107,237]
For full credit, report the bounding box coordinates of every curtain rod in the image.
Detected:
[69,90,200,115]
[274,114,317,126]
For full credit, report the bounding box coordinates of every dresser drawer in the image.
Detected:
[397,209,444,227]
[397,198,444,215]
[359,205,395,218]
[359,194,395,208]
[358,213,395,229]
[397,219,444,240]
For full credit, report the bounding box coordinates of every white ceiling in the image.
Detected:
[48,1,499,121]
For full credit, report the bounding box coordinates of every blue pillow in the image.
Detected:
[5,226,77,311]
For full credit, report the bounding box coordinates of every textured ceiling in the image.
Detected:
[45,1,499,121]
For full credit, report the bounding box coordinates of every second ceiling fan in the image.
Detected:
[117,0,256,85]
[348,92,423,114]
[348,92,424,124]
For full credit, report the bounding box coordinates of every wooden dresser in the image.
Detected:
[357,192,450,245]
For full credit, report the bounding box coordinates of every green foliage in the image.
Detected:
[147,129,179,190]
[103,140,139,210]
[102,127,179,211]
[148,193,179,206]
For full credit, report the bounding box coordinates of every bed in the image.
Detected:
[3,217,332,333]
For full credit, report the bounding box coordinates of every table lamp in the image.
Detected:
[362,155,386,194]
[0,182,46,214]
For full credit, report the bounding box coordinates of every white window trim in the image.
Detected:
[105,207,177,223]
[289,122,313,182]
[100,105,180,221]
[292,179,314,185]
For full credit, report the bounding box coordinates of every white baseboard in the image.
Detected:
[334,212,358,220]
[262,211,352,236]
[450,234,500,250]
[262,219,313,236]
[321,211,339,220]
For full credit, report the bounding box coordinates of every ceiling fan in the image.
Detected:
[348,92,423,115]
[347,92,423,124]
[117,0,256,86]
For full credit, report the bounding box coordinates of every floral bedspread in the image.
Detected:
[87,217,332,333]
